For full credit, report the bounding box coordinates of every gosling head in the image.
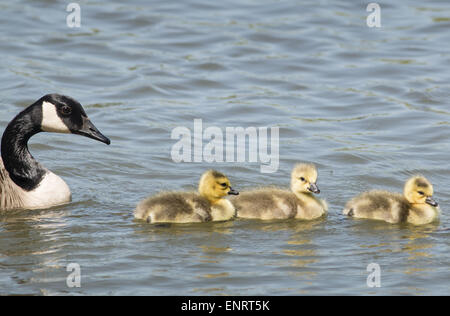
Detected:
[198,170,239,203]
[290,163,320,194]
[404,176,438,207]
[39,94,110,145]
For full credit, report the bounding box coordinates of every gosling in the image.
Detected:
[232,163,327,220]
[134,170,239,224]
[343,176,440,225]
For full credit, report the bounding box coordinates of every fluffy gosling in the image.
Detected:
[134,170,239,224]
[343,176,440,225]
[232,163,328,220]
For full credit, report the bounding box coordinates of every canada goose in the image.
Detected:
[0,94,110,211]
[343,176,440,225]
[134,170,239,223]
[233,163,328,220]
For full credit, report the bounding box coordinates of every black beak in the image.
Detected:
[426,197,438,207]
[228,187,239,195]
[308,183,320,194]
[73,116,111,145]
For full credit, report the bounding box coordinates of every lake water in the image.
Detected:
[0,0,449,295]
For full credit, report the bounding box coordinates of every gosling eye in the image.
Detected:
[299,177,306,182]
[220,183,228,188]
[418,191,425,196]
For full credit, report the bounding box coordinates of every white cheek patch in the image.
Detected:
[41,101,71,133]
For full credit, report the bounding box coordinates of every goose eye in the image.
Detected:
[220,183,228,188]
[60,105,72,116]
[299,177,306,182]
[418,191,425,196]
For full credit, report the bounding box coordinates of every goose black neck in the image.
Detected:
[1,103,46,191]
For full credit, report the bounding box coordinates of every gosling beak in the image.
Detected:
[308,183,320,194]
[228,187,239,195]
[73,116,111,145]
[426,197,438,207]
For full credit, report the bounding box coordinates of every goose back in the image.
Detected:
[0,158,24,210]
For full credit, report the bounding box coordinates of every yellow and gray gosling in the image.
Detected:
[343,176,440,225]
[232,163,327,220]
[134,170,239,224]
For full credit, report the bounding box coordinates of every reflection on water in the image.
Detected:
[401,226,437,278]
[345,220,442,295]
[0,208,71,295]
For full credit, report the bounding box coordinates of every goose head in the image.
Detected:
[1,94,110,192]
[290,163,320,194]
[39,94,110,145]
[198,170,238,203]
[404,176,438,207]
